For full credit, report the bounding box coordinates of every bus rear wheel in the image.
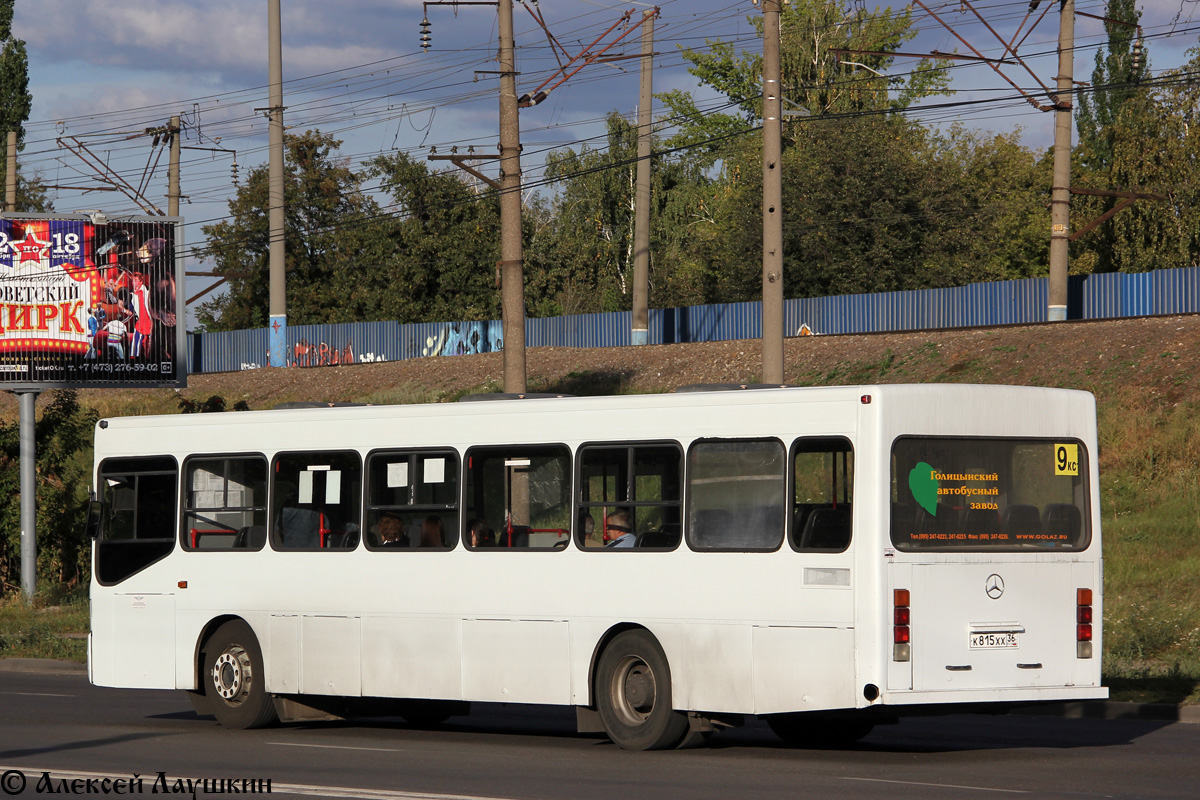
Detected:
[596,629,690,751]
[201,620,278,730]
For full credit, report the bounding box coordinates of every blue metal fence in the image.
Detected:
[186,265,1200,374]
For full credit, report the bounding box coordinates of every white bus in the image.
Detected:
[87,384,1105,750]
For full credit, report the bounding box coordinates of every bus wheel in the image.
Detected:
[201,620,278,730]
[765,713,874,748]
[596,630,689,751]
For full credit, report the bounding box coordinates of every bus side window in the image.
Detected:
[687,439,786,552]
[95,456,178,585]
[577,442,682,550]
[183,455,268,551]
[271,451,362,551]
[464,445,571,550]
[365,450,460,551]
[791,437,854,552]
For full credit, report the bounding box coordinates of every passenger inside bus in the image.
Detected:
[604,509,636,548]
[420,515,445,548]
[467,518,495,548]
[377,513,408,547]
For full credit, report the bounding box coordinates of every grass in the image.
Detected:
[0,593,89,662]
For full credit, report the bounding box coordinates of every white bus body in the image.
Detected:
[88,384,1105,749]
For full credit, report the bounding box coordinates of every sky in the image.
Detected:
[10,1,1200,323]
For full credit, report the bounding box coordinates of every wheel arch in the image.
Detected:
[585,622,655,708]
[191,614,248,694]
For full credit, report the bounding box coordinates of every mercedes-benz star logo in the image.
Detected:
[985,573,1005,599]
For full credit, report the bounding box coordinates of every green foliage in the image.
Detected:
[177,395,250,413]
[0,0,46,211]
[0,593,88,662]
[366,151,501,322]
[197,131,387,331]
[660,0,950,161]
[0,391,98,599]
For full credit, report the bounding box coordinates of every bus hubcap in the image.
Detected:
[614,657,656,724]
[212,647,251,702]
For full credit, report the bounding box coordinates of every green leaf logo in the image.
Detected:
[909,462,939,516]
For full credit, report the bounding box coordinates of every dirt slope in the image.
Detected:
[2,314,1198,418]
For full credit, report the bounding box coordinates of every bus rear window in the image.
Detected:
[890,438,1089,552]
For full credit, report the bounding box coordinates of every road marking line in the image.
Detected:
[840,776,1030,794]
[268,741,408,753]
[0,691,74,697]
[0,766,521,800]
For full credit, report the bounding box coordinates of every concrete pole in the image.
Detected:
[498,0,527,393]
[761,1,785,383]
[267,0,288,365]
[1048,0,1074,322]
[630,11,654,346]
[5,130,16,210]
[18,390,38,600]
[168,115,181,217]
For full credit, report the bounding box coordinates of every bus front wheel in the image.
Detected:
[201,620,278,730]
[595,629,690,751]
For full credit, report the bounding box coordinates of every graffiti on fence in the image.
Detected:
[293,338,355,367]
[796,323,820,336]
[422,321,504,357]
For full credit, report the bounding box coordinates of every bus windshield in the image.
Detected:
[890,437,1089,552]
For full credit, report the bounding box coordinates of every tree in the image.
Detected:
[197,131,386,331]
[365,151,502,323]
[1073,0,1149,274]
[0,391,96,598]
[0,0,47,212]
[660,0,950,165]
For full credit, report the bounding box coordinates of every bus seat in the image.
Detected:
[280,507,322,548]
[637,523,680,549]
[234,525,267,549]
[963,507,1001,537]
[798,506,851,550]
[1042,503,1081,540]
[1002,504,1041,536]
[499,525,530,548]
[917,503,960,536]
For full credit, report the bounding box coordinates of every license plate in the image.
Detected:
[970,631,1019,649]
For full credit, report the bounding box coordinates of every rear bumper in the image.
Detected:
[881,685,1108,706]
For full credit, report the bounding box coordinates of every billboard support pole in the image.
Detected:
[17,390,38,600]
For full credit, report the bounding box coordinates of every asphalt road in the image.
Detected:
[0,669,1197,800]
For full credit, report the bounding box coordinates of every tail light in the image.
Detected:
[893,588,911,661]
[1077,588,1093,658]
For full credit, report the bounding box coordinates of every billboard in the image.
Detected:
[0,214,186,389]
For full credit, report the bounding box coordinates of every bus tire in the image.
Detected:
[765,712,874,748]
[201,620,278,730]
[595,629,689,751]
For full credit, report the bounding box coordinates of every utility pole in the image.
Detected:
[498,0,526,393]
[630,10,654,347]
[167,115,181,217]
[1048,0,1074,322]
[5,130,15,209]
[761,0,784,383]
[267,0,288,366]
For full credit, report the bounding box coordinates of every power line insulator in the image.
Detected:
[1131,36,1143,73]
[420,16,431,51]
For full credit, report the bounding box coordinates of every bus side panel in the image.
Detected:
[268,614,301,694]
[89,594,114,686]
[462,619,571,704]
[300,615,362,696]
[752,626,855,714]
[361,616,462,700]
[658,623,754,714]
[108,593,175,689]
